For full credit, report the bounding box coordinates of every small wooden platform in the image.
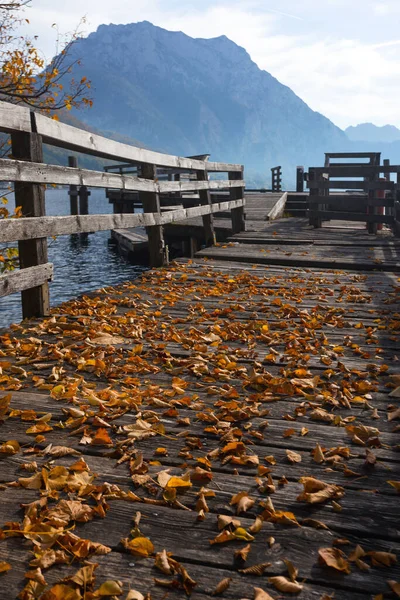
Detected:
[1,219,400,598]
[198,218,400,271]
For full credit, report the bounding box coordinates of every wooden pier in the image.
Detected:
[1,102,400,598]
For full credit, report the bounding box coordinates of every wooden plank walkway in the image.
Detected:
[1,218,400,598]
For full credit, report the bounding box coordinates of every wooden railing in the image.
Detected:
[307,153,400,235]
[0,101,245,318]
[271,166,282,192]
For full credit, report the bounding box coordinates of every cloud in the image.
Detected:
[18,0,400,128]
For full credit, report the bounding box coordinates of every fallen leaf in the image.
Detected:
[212,577,232,595]
[318,547,351,574]
[268,576,303,593]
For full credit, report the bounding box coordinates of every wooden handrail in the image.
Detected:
[0,200,245,243]
[0,158,244,193]
[0,101,242,173]
[0,100,246,315]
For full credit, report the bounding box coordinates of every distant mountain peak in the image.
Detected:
[345,122,400,143]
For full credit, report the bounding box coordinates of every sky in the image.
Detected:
[19,0,400,130]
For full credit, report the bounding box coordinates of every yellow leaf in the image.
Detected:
[96,580,123,596]
[122,537,154,557]
[0,561,11,573]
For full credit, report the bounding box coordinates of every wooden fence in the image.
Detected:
[0,101,245,319]
[307,153,400,234]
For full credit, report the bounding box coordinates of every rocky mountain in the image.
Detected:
[346,123,400,144]
[62,21,347,188]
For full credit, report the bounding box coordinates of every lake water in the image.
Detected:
[0,188,146,328]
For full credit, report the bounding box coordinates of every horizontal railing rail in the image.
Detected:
[0,100,246,318]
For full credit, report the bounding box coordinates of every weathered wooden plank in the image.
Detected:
[0,263,53,297]
[229,169,246,233]
[0,535,371,600]
[312,165,400,177]
[308,211,394,224]
[308,180,395,191]
[0,158,245,193]
[0,200,245,242]
[31,109,242,172]
[139,163,165,268]
[67,155,79,215]
[325,152,380,158]
[11,131,50,318]
[197,170,216,246]
[0,101,31,135]
[266,192,287,221]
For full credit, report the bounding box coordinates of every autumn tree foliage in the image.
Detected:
[0,1,92,272]
[0,0,91,111]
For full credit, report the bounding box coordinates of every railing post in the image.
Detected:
[11,131,50,318]
[394,172,400,238]
[197,169,216,246]
[229,168,245,234]
[68,156,79,215]
[296,166,304,193]
[367,172,378,235]
[139,163,165,267]
[308,168,322,228]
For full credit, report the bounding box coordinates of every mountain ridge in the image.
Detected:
[49,21,400,187]
[346,123,400,144]
[62,21,346,187]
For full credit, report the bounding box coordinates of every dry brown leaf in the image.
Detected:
[212,577,232,595]
[154,549,173,575]
[297,477,344,504]
[230,492,255,514]
[318,547,351,574]
[366,551,397,567]
[0,561,11,573]
[218,515,241,530]
[284,559,298,582]
[388,580,400,597]
[235,544,251,561]
[268,576,303,594]
[125,591,145,600]
[239,562,271,576]
[313,443,325,464]
[286,449,302,464]
[253,588,276,600]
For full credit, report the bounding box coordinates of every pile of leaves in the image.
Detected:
[0,261,399,598]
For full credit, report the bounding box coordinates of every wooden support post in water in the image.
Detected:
[229,169,245,234]
[79,186,90,215]
[139,164,165,267]
[197,170,216,246]
[68,156,79,215]
[11,131,50,318]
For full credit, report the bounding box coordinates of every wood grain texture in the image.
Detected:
[0,263,53,297]
[267,192,287,221]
